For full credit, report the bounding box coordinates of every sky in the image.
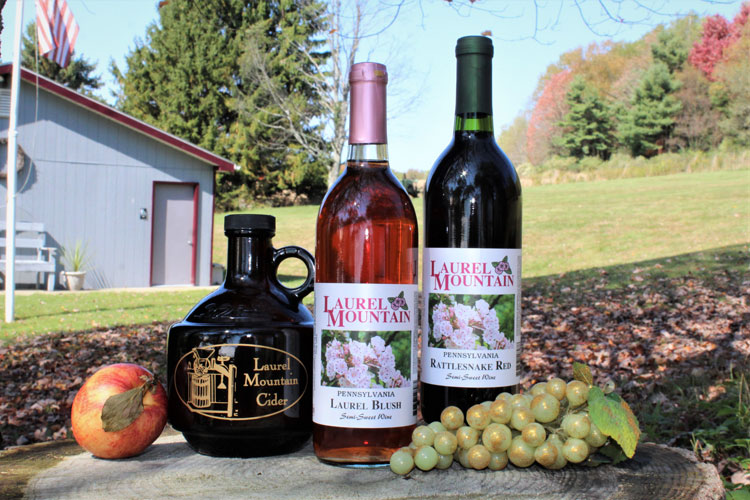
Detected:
[0,0,745,173]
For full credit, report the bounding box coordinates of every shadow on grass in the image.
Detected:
[525,243,749,292]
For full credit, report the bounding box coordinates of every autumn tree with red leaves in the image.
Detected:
[688,2,750,80]
[688,15,732,79]
[714,21,750,146]
[526,69,573,165]
[505,3,746,165]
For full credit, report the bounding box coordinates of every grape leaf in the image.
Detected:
[101,378,154,432]
[727,489,750,500]
[582,455,611,467]
[584,443,629,466]
[588,386,641,458]
[573,362,594,386]
[596,441,629,464]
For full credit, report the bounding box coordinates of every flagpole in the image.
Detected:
[5,0,25,323]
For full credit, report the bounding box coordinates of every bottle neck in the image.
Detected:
[347,143,389,163]
[455,49,493,135]
[454,112,494,134]
[225,232,274,287]
[348,63,388,146]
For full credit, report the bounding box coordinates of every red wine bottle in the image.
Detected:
[313,62,418,465]
[420,36,522,423]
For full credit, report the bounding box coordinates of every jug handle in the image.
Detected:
[272,246,315,301]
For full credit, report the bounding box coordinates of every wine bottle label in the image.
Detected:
[421,248,521,388]
[313,283,418,429]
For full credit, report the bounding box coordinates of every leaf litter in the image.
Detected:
[0,264,747,478]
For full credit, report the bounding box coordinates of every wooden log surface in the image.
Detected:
[4,430,724,500]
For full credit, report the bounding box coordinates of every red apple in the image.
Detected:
[71,363,167,459]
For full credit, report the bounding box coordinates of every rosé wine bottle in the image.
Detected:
[313,62,418,466]
[420,36,523,423]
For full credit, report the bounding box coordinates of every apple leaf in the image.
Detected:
[573,362,594,386]
[101,378,154,432]
[588,386,641,458]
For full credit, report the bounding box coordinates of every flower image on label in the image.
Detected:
[422,248,521,388]
[314,283,418,429]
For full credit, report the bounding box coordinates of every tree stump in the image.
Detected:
[14,432,723,499]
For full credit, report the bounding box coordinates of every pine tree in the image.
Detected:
[555,76,616,160]
[21,22,103,96]
[235,1,330,201]
[618,62,682,157]
[651,29,688,73]
[111,1,248,156]
[112,0,329,207]
[0,0,6,56]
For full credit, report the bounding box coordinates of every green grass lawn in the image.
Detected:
[214,205,318,284]
[0,289,210,343]
[1,168,748,343]
[213,169,749,278]
[525,169,750,275]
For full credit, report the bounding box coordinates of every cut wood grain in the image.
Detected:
[0,439,83,499]
[16,432,723,500]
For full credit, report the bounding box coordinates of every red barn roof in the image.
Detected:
[0,63,236,172]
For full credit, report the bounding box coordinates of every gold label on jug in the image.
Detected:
[173,343,308,420]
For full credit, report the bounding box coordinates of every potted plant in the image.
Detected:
[61,241,89,291]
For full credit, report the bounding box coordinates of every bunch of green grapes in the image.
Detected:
[390,378,609,475]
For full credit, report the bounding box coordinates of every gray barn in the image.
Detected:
[0,64,235,289]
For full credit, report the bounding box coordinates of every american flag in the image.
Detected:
[36,0,79,68]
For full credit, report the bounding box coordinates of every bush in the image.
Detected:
[518,149,749,186]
